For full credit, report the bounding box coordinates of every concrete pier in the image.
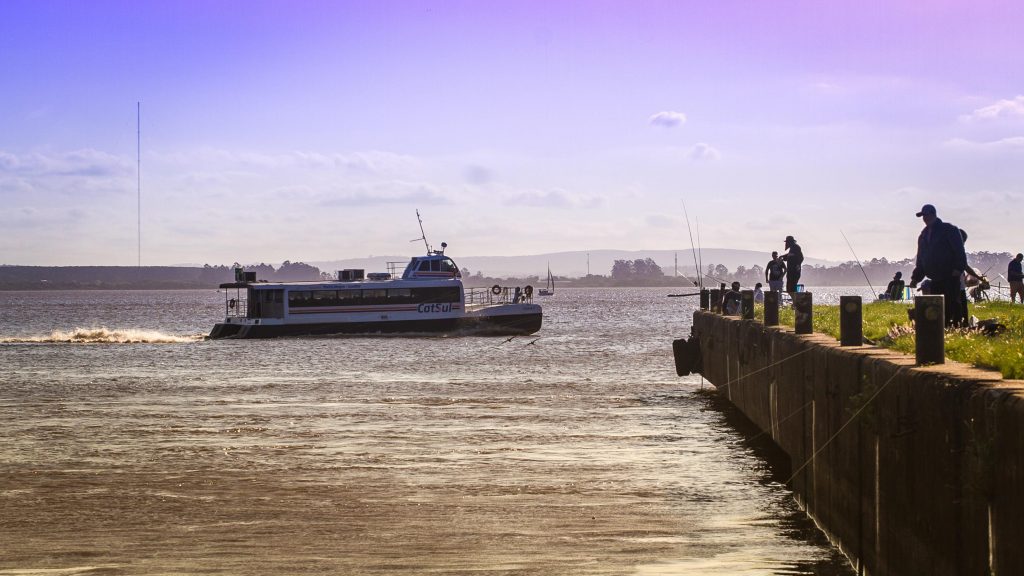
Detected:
[691,311,1024,576]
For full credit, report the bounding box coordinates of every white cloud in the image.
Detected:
[317,181,451,207]
[501,187,604,209]
[687,143,721,161]
[960,95,1024,122]
[464,164,494,185]
[649,111,687,128]
[944,136,1024,150]
[0,149,130,177]
[645,214,677,228]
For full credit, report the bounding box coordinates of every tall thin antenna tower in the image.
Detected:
[137,101,141,267]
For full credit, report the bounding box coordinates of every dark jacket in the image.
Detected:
[910,218,967,284]
[781,244,803,269]
[1009,259,1024,282]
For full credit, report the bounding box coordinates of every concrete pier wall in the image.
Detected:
[692,311,1024,576]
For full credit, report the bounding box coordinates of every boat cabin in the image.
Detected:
[402,253,460,280]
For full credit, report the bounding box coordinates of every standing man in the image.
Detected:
[1009,253,1024,303]
[781,236,804,294]
[765,251,787,295]
[909,204,967,327]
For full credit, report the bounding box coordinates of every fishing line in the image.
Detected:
[696,217,704,290]
[716,346,814,394]
[784,366,904,485]
[840,229,878,298]
[682,201,702,289]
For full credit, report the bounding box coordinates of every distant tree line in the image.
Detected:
[0,261,322,290]
[3,252,1018,290]
[565,252,1020,288]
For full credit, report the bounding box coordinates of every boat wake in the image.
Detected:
[0,327,203,344]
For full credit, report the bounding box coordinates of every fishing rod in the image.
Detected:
[681,201,702,289]
[840,229,878,299]
[696,216,704,288]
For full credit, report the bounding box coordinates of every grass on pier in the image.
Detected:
[770,301,1024,379]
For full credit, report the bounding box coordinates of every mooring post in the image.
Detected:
[709,289,721,313]
[914,295,945,365]
[741,290,754,319]
[839,295,862,346]
[764,291,779,326]
[793,292,813,334]
[699,289,710,310]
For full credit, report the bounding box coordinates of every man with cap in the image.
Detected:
[909,204,967,327]
[781,236,804,294]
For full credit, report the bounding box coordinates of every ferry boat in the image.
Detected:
[208,243,542,339]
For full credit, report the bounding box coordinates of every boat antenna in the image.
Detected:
[840,229,878,298]
[411,209,431,254]
[681,201,701,288]
[137,101,141,268]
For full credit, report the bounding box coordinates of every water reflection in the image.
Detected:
[0,288,855,574]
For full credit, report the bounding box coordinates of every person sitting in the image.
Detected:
[885,272,906,301]
[753,282,764,303]
[723,281,742,315]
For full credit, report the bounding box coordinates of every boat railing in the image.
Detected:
[465,285,534,306]
[387,261,406,279]
[221,287,248,318]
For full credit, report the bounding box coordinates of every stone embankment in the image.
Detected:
[691,311,1023,576]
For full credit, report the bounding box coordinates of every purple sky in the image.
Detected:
[2,0,1023,266]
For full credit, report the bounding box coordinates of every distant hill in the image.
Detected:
[311,249,839,279]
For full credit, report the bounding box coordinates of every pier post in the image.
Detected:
[839,296,863,346]
[764,291,779,326]
[793,292,813,335]
[699,289,710,310]
[741,290,754,320]
[709,289,721,314]
[914,295,945,365]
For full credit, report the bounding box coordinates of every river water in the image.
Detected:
[0,288,858,575]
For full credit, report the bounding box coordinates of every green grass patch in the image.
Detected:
[759,301,1024,379]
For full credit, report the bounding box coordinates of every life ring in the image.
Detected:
[523,285,533,298]
[491,284,502,295]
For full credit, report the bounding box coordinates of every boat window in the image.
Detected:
[418,261,431,272]
[411,286,460,302]
[287,286,459,307]
[431,260,441,272]
[338,289,360,302]
[440,258,455,272]
[289,290,312,303]
[258,290,283,303]
[362,289,387,305]
[313,290,338,305]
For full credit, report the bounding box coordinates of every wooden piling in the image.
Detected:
[914,295,945,365]
[839,295,862,346]
[793,292,813,334]
[741,290,754,320]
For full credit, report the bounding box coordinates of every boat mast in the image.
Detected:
[411,209,431,254]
